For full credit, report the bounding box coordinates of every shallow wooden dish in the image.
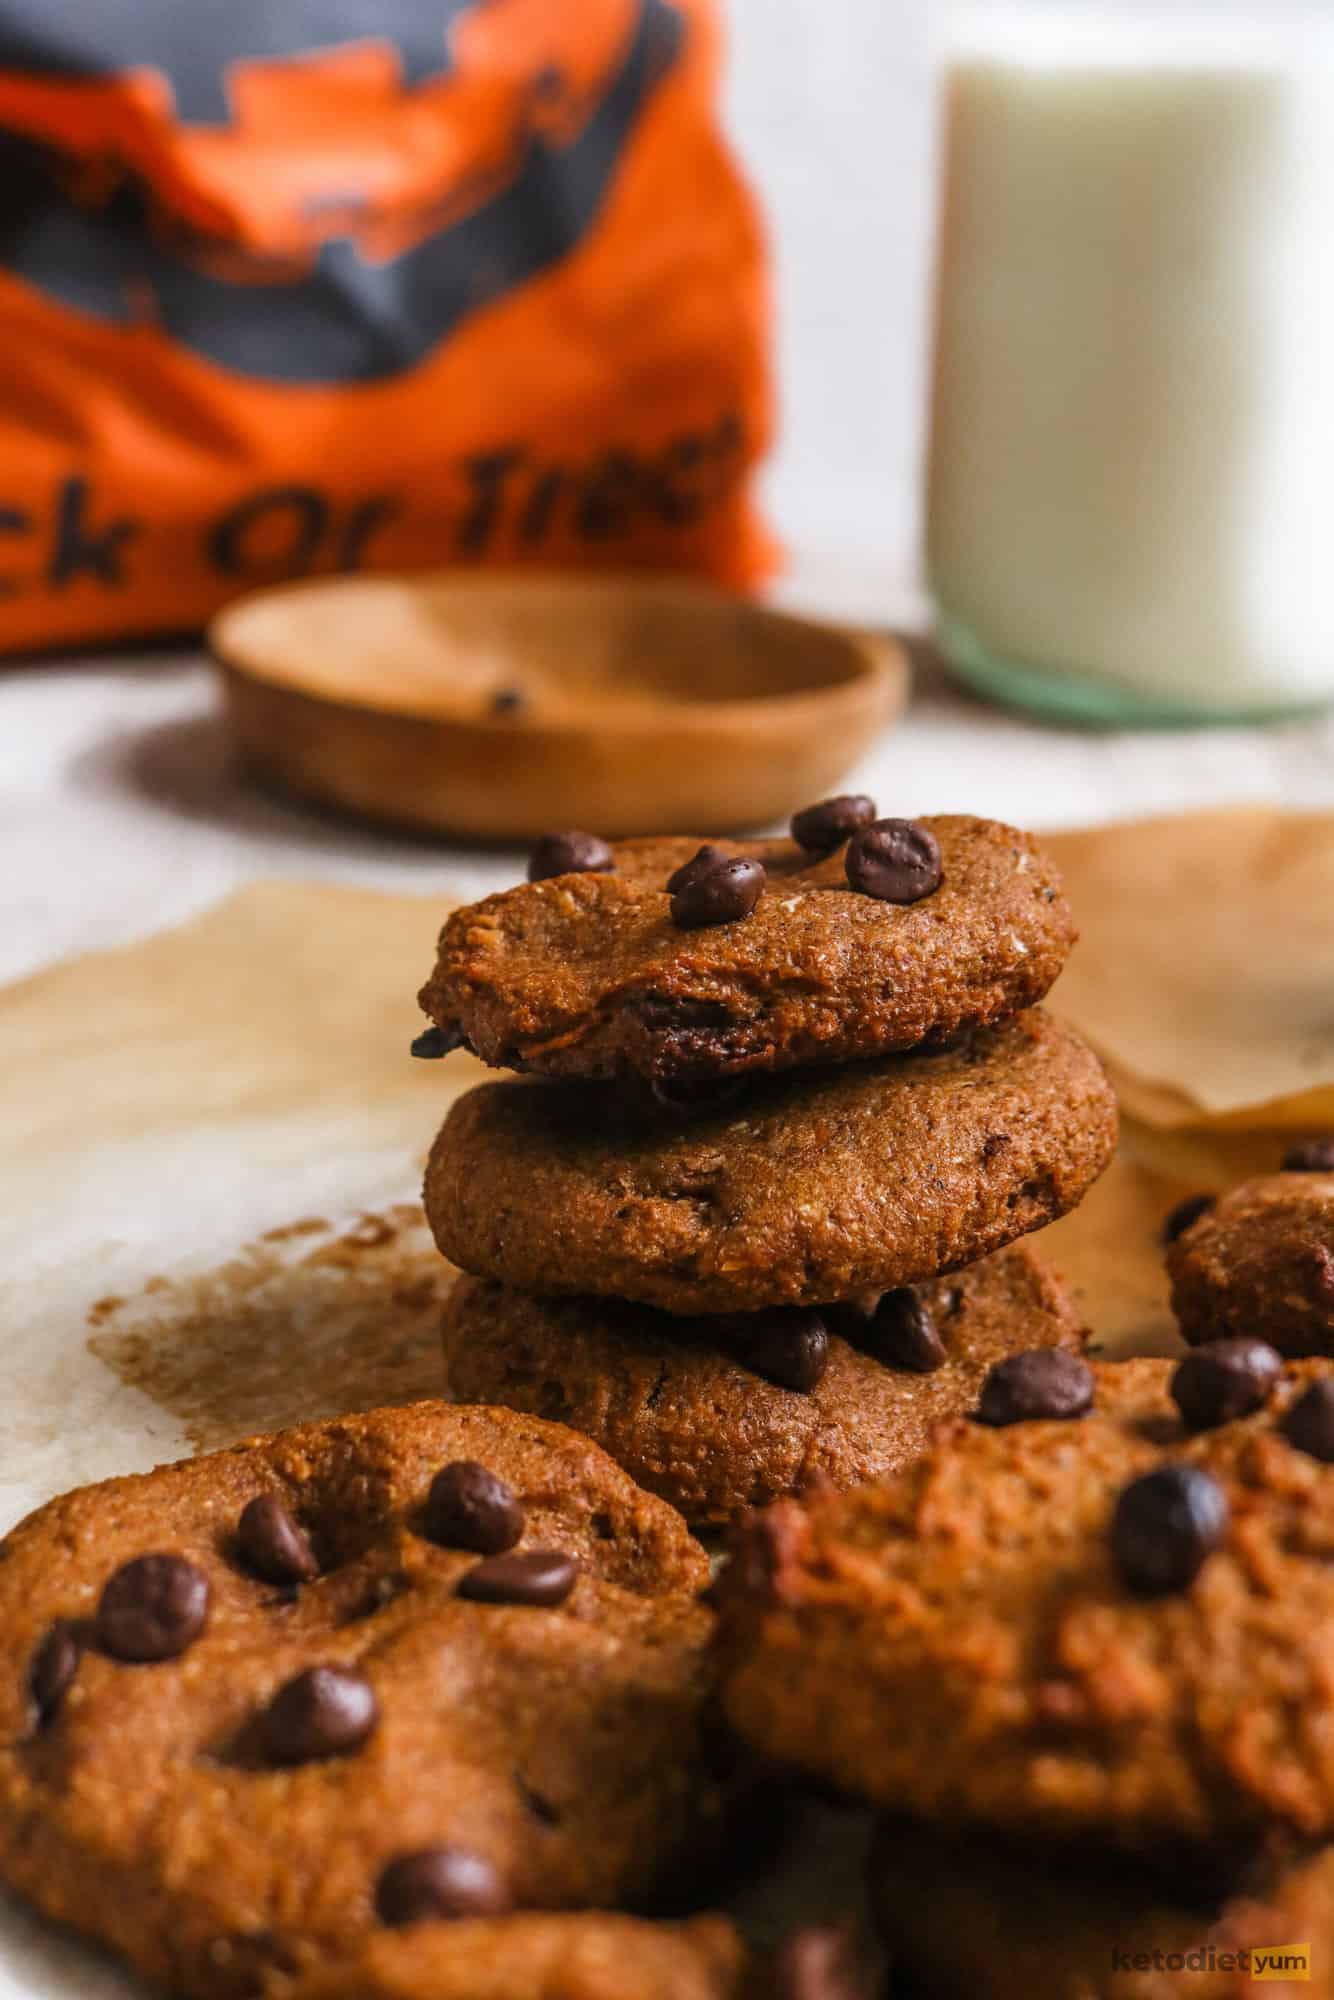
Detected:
[210,572,907,840]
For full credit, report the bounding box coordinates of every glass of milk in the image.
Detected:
[928,8,1334,723]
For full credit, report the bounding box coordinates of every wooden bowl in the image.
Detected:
[210,571,907,841]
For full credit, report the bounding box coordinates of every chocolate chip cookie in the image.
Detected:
[1169,1171,1334,1357]
[417,818,1074,1086]
[869,1819,1333,2000]
[287,1913,878,2000]
[0,1403,740,1997]
[716,1356,1334,1844]
[286,1914,746,2000]
[425,1012,1117,1315]
[442,1245,1088,1527]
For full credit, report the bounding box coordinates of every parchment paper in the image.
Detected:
[0,816,1328,1995]
[1048,808,1334,1129]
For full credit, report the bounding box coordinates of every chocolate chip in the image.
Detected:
[1162,1192,1216,1243]
[976,1350,1094,1426]
[738,1308,830,1392]
[237,1495,319,1587]
[457,1550,577,1607]
[375,1847,511,1926]
[96,1554,210,1663]
[29,1624,80,1721]
[790,795,877,854]
[1282,1138,1334,1172]
[526,831,614,882]
[772,1923,873,2000]
[410,1025,463,1060]
[1281,1379,1334,1462]
[865,1289,946,1373]
[262,1665,379,1764]
[1112,1465,1229,1595]
[844,818,942,904]
[1171,1339,1282,1431]
[670,855,766,930]
[666,844,730,894]
[489,687,525,716]
[426,1461,524,1555]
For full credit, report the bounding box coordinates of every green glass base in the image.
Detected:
[936,611,1333,731]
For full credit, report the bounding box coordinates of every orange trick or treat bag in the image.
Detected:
[0,0,774,653]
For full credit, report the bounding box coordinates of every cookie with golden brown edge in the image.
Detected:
[416,817,1074,1087]
[869,1820,1334,2000]
[425,1011,1117,1317]
[442,1244,1088,1528]
[0,1403,741,1999]
[716,1356,1334,1846]
[284,1914,746,2000]
[286,1913,880,2000]
[1169,1172,1334,1357]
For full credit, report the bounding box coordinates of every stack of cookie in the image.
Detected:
[715,1346,1334,1997]
[416,799,1119,1527]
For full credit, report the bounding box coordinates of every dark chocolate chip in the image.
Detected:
[410,1025,463,1060]
[738,1308,830,1392]
[262,1665,379,1764]
[844,818,943,904]
[1282,1138,1334,1173]
[1171,1339,1282,1431]
[790,795,878,854]
[865,1288,946,1373]
[489,687,525,716]
[1112,1464,1229,1595]
[29,1624,80,1721]
[1162,1192,1217,1243]
[375,1847,511,1927]
[457,1550,577,1607]
[1281,1379,1334,1462]
[635,994,733,1034]
[976,1349,1094,1426]
[772,1922,873,2000]
[426,1461,524,1556]
[237,1495,319,1587]
[96,1554,210,1663]
[670,855,766,930]
[666,844,731,894]
[526,831,614,882]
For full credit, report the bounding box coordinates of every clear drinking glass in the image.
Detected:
[928,9,1334,725]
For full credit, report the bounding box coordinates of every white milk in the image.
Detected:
[928,10,1334,721]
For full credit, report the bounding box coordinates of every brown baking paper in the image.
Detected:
[1048,808,1334,1129]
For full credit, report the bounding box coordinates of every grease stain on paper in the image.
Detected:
[87,1205,454,1451]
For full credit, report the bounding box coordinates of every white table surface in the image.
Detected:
[7,631,1334,989]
